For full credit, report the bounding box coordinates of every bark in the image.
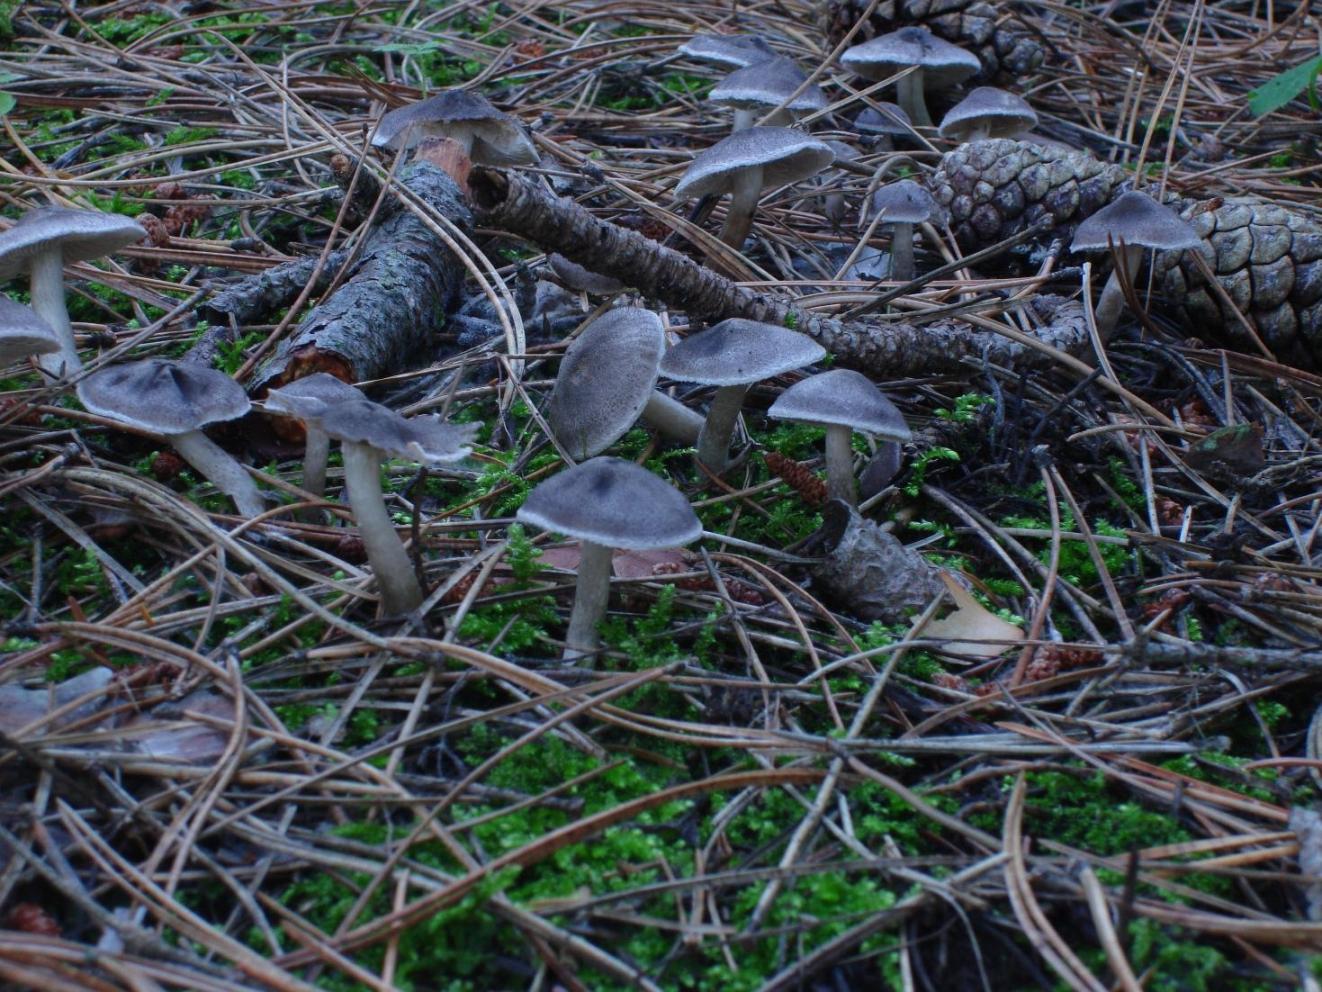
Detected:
[469,167,1093,376]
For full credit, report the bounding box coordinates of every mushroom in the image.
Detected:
[938,87,1037,142]
[709,57,828,131]
[547,254,625,296]
[674,126,834,249]
[658,318,825,474]
[767,368,911,507]
[841,27,980,128]
[516,457,701,659]
[677,34,777,69]
[1070,191,1203,337]
[0,297,59,367]
[76,359,266,518]
[301,397,477,615]
[855,102,914,149]
[0,206,145,378]
[546,307,703,460]
[372,89,537,166]
[867,179,939,281]
[263,373,366,499]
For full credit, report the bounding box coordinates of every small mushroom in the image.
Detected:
[0,297,59,367]
[938,87,1037,142]
[855,103,914,149]
[263,373,366,499]
[303,397,477,615]
[517,457,701,659]
[546,307,703,460]
[768,368,911,507]
[0,206,145,378]
[547,254,625,296]
[709,57,828,131]
[841,27,980,128]
[658,318,825,474]
[868,179,939,282]
[77,359,266,518]
[372,89,537,166]
[677,34,777,69]
[674,127,834,249]
[1070,191,1203,337]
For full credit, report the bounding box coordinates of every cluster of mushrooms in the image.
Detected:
[0,26,1208,659]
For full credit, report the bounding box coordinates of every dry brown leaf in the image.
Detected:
[923,573,1025,659]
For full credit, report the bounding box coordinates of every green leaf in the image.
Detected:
[0,92,13,115]
[1247,54,1322,117]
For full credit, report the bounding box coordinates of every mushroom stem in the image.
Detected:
[564,539,613,660]
[896,68,930,127]
[1092,244,1144,338]
[718,166,764,249]
[823,423,858,506]
[341,441,424,614]
[641,390,704,444]
[302,425,330,499]
[696,383,750,474]
[170,429,267,519]
[732,107,755,132]
[29,251,81,377]
[889,221,916,282]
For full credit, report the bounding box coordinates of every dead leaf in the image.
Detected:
[537,543,687,579]
[922,573,1025,659]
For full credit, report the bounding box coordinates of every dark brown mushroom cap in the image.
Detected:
[768,368,911,440]
[678,34,776,68]
[659,318,825,386]
[1070,191,1203,253]
[517,456,701,551]
[674,127,835,200]
[372,89,537,165]
[546,307,665,460]
[78,360,251,435]
[0,207,145,281]
[938,87,1038,141]
[0,297,59,363]
[870,179,940,225]
[264,373,364,420]
[709,58,828,116]
[855,103,913,136]
[841,27,980,90]
[308,397,477,467]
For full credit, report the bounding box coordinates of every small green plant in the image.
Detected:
[1248,54,1322,116]
[903,446,959,497]
[935,392,993,423]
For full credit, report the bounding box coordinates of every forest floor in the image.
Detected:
[1,1,1321,990]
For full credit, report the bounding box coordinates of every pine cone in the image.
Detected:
[823,0,1045,81]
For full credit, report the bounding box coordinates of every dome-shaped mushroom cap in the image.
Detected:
[0,207,145,282]
[870,179,939,225]
[372,89,537,165]
[768,368,912,440]
[546,308,665,460]
[1070,191,1203,253]
[307,397,477,468]
[77,359,250,435]
[0,297,59,364]
[709,58,828,116]
[841,27,980,89]
[547,254,625,295]
[678,34,776,68]
[938,87,1037,141]
[659,318,825,386]
[855,103,913,136]
[264,373,364,419]
[674,127,835,200]
[517,457,702,551]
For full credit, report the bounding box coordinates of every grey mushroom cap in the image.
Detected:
[0,297,59,363]
[938,87,1038,141]
[547,254,625,295]
[371,89,537,165]
[1070,191,1204,253]
[546,307,665,460]
[264,373,364,418]
[659,318,826,386]
[308,397,477,467]
[841,27,980,89]
[855,103,913,136]
[674,127,835,200]
[709,58,828,116]
[768,368,912,440]
[77,359,251,435]
[870,179,939,225]
[678,34,776,68]
[517,456,702,551]
[0,207,145,281]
